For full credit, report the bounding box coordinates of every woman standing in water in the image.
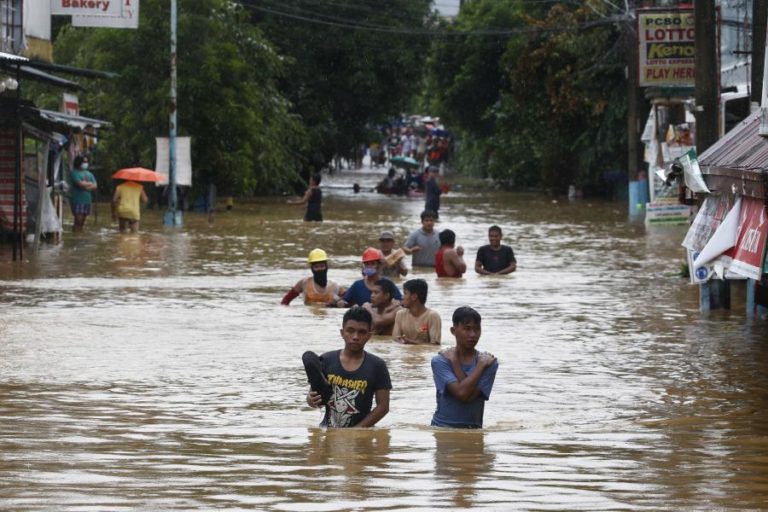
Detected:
[288,173,323,221]
[68,155,97,232]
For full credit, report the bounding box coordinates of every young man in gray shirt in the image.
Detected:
[403,210,440,268]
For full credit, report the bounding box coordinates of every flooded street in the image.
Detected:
[2,167,768,511]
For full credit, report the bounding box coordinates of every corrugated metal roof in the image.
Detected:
[16,65,82,90]
[0,51,28,63]
[35,109,111,130]
[699,110,768,172]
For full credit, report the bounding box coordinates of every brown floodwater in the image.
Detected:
[1,167,767,511]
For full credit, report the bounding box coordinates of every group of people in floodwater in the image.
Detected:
[282,212,517,429]
[369,125,453,170]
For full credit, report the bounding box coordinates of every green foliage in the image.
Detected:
[52,0,305,196]
[251,0,434,168]
[425,0,628,195]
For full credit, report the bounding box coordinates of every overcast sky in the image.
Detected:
[435,0,460,16]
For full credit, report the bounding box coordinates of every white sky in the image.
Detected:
[434,0,460,16]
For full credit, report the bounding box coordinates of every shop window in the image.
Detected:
[0,0,22,54]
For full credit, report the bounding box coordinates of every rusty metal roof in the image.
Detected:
[699,110,768,172]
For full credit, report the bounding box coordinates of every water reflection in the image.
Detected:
[433,429,493,508]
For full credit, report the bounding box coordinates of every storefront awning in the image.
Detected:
[34,109,111,131]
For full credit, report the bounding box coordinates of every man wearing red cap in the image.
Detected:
[335,248,403,307]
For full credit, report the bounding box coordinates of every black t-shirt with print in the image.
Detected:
[320,349,392,428]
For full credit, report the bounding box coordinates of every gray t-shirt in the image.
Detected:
[404,228,440,267]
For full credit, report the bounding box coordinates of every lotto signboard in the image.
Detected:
[638,9,695,87]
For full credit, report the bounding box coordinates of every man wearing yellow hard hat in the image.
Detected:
[281,249,345,306]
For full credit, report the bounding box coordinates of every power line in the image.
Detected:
[243,3,630,37]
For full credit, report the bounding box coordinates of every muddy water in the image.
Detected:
[1,168,768,510]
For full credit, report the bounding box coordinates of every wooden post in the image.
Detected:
[694,0,719,153]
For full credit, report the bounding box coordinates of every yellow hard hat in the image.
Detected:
[308,248,328,264]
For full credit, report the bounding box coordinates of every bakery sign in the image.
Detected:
[51,0,123,15]
[637,8,695,87]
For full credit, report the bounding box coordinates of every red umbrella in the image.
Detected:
[112,167,163,182]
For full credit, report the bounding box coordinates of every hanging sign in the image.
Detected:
[154,137,193,187]
[726,197,768,280]
[71,0,139,28]
[637,8,695,87]
[61,93,79,116]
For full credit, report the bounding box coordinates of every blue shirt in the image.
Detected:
[342,278,402,306]
[431,353,498,428]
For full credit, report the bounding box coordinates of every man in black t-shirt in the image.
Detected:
[475,225,517,275]
[304,306,392,428]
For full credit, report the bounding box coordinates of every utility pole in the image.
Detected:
[164,0,182,226]
[694,0,719,154]
[752,0,767,105]
[625,3,642,182]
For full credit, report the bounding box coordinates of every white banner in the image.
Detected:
[25,0,52,39]
[155,137,193,187]
[70,0,139,28]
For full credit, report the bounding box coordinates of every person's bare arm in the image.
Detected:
[475,259,492,275]
[497,261,517,274]
[287,189,311,205]
[355,388,390,427]
[444,353,496,402]
[307,389,323,407]
[450,246,467,274]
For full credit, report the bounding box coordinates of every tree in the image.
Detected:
[51,0,306,196]
[249,0,434,169]
[424,0,628,195]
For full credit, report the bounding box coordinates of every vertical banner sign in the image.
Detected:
[727,197,768,280]
[637,9,695,87]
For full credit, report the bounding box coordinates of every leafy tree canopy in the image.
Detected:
[53,0,306,196]
[424,0,628,195]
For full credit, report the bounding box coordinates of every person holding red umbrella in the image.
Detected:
[112,180,148,233]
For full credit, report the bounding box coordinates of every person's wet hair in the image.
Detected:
[374,279,397,301]
[403,278,428,304]
[343,305,372,328]
[312,173,322,185]
[421,210,437,221]
[452,306,481,326]
[488,225,502,235]
[439,229,456,246]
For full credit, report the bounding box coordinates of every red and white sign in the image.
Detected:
[637,9,695,87]
[61,93,79,116]
[726,197,768,280]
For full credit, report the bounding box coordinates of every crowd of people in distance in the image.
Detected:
[284,214,516,430]
[370,125,453,170]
